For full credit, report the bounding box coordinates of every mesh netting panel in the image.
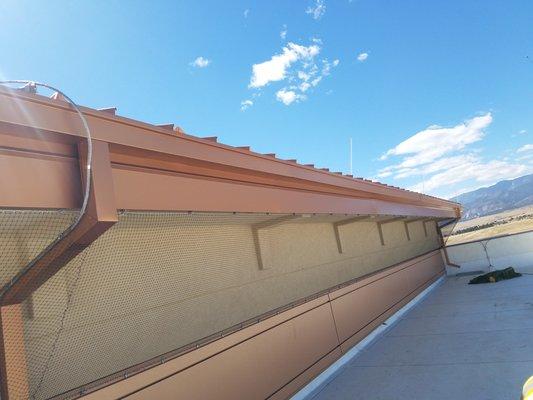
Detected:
[4,211,441,399]
[439,218,459,245]
[0,210,78,290]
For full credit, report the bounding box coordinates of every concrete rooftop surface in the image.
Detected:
[311,273,533,400]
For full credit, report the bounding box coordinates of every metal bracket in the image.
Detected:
[403,217,427,241]
[333,216,370,253]
[252,215,300,269]
[1,140,118,306]
[376,217,405,246]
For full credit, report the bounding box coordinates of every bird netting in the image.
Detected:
[0,210,441,399]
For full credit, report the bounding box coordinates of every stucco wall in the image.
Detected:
[14,212,441,399]
[445,230,533,275]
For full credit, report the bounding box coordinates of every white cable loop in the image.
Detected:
[0,80,92,227]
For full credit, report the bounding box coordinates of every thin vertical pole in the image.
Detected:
[349,138,353,176]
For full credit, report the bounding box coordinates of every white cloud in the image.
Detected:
[379,113,492,168]
[247,41,338,106]
[357,52,368,62]
[512,129,527,138]
[377,112,533,197]
[382,154,479,179]
[408,159,529,194]
[297,71,311,81]
[306,0,326,20]
[191,57,210,68]
[517,144,533,153]
[299,82,311,92]
[244,9,250,18]
[321,58,339,76]
[276,89,305,105]
[240,99,253,111]
[517,153,533,162]
[280,25,287,40]
[311,76,322,86]
[249,42,320,88]
[377,170,393,178]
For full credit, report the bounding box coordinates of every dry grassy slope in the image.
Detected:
[447,206,533,245]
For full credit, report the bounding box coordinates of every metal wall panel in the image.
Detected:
[330,251,443,347]
[82,250,444,400]
[124,303,339,400]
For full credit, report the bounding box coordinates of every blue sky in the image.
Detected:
[1,0,532,198]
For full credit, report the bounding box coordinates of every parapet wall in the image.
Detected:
[445,230,533,275]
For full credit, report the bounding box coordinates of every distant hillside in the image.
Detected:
[451,173,533,220]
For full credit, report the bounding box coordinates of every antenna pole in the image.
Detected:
[349,137,353,175]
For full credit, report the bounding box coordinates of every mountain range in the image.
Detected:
[450,173,533,220]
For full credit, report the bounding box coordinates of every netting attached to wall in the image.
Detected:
[0,210,441,399]
[0,210,78,291]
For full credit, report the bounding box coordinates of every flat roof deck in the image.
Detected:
[311,273,533,400]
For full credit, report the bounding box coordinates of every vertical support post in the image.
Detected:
[440,247,460,268]
[422,220,428,237]
[437,223,460,268]
[0,305,29,399]
[332,216,368,254]
[376,217,404,246]
[377,222,385,246]
[403,221,411,241]
[436,224,445,247]
[252,227,266,270]
[333,224,343,253]
[423,218,439,237]
[252,215,300,270]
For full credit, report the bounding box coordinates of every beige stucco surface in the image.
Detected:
[6,212,440,399]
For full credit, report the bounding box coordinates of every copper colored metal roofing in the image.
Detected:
[98,107,117,115]
[0,86,460,219]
